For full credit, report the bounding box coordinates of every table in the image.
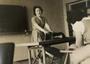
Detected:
[15,37,75,64]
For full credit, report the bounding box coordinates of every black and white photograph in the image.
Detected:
[0,0,89,64]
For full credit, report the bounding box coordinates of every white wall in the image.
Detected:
[64,0,78,3]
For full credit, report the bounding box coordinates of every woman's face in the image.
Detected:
[35,8,42,17]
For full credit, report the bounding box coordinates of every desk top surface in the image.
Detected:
[16,42,39,47]
[15,37,75,47]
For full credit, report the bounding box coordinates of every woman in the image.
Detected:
[31,6,52,43]
[30,6,52,64]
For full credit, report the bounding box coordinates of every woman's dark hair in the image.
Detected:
[33,6,43,16]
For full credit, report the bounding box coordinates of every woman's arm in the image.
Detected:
[32,17,48,33]
[44,22,52,32]
[44,18,52,32]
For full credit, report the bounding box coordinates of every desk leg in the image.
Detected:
[64,53,69,64]
[27,48,31,64]
[42,47,46,64]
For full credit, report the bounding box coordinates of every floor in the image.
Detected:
[13,54,67,64]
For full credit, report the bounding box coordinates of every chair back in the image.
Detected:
[0,43,15,64]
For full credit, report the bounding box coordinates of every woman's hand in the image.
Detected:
[44,30,49,34]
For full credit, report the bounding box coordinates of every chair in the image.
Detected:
[0,43,15,64]
[28,45,46,64]
[60,43,76,64]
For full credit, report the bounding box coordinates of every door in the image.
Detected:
[66,1,87,36]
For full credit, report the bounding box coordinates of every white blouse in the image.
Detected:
[72,21,85,35]
[71,21,85,47]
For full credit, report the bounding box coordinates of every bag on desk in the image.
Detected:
[45,32,65,40]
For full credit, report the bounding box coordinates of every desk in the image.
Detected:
[15,37,75,47]
[15,37,75,64]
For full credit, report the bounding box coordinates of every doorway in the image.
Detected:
[66,1,87,36]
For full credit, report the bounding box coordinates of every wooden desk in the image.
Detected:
[15,37,75,47]
[16,42,39,47]
[15,37,75,64]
